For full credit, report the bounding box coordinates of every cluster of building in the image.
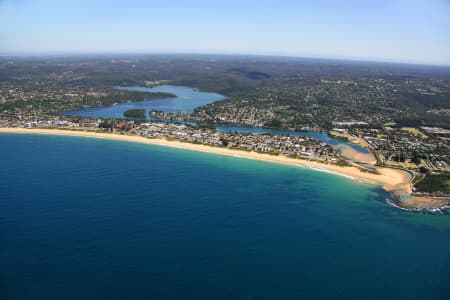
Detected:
[193,103,273,127]
[343,127,450,172]
[2,114,341,164]
[2,115,101,129]
[134,122,340,161]
[420,126,450,135]
[0,80,154,123]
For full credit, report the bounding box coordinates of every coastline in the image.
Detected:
[403,195,450,211]
[0,127,412,201]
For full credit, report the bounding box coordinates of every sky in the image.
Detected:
[0,0,449,65]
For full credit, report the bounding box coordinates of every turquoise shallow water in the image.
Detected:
[0,134,449,299]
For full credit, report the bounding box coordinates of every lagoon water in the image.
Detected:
[64,85,225,119]
[0,134,449,299]
[217,125,369,153]
[64,85,368,153]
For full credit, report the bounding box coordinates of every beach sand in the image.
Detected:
[0,127,412,197]
[339,145,377,165]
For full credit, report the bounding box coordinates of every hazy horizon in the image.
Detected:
[1,0,449,66]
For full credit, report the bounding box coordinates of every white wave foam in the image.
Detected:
[385,198,449,213]
[307,166,356,180]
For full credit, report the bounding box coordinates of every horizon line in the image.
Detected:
[1,51,450,68]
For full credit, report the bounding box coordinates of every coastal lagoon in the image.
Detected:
[64,85,369,153]
[0,134,449,299]
[64,85,226,118]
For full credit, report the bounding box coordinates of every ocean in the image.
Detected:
[0,134,449,299]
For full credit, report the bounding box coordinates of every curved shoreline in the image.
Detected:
[0,127,414,204]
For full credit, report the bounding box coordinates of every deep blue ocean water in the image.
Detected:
[1,134,449,299]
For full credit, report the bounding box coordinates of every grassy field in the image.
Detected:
[329,131,371,148]
[401,127,428,139]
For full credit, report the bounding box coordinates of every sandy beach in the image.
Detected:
[339,145,377,165]
[0,127,412,196]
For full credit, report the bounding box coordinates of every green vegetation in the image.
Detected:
[401,127,428,139]
[2,55,450,129]
[124,109,146,119]
[414,173,450,195]
[412,173,425,185]
[335,160,351,167]
[328,132,350,142]
[358,167,380,174]
[264,119,283,128]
